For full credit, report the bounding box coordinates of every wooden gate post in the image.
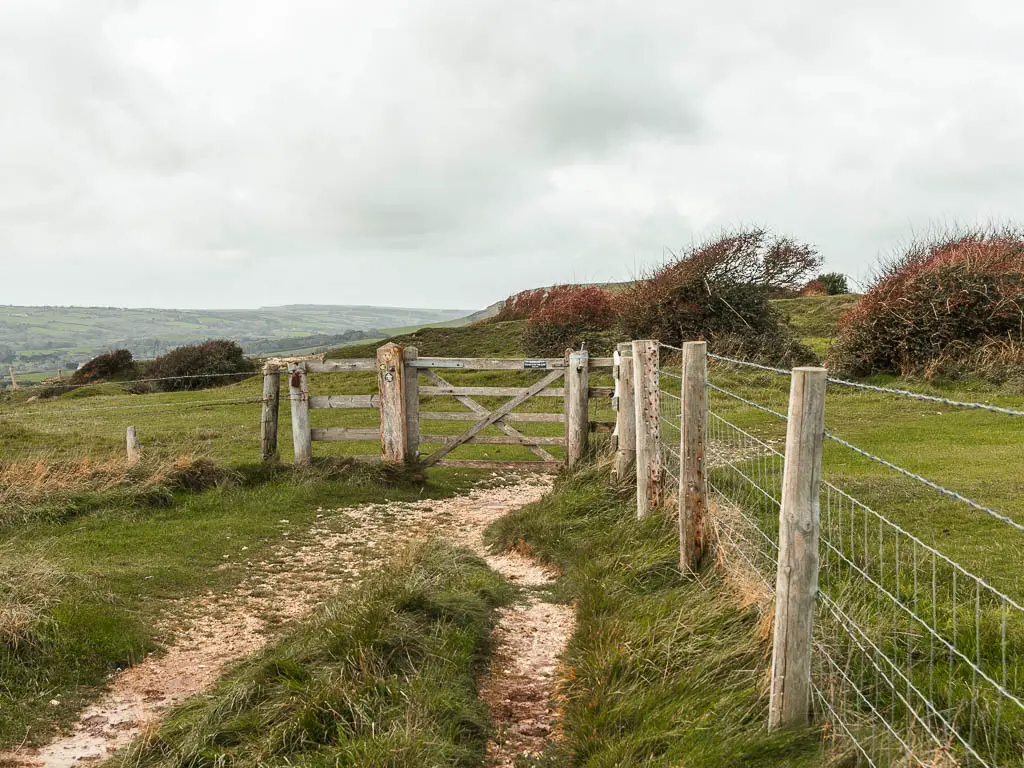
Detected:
[403,346,420,462]
[126,426,141,464]
[632,340,660,518]
[566,349,589,468]
[288,362,312,465]
[377,343,408,464]
[679,341,708,574]
[613,342,636,480]
[769,367,827,730]
[261,363,281,462]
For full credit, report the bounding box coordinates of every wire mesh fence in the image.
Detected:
[656,348,1024,766]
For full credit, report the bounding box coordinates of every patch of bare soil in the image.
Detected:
[3,474,570,768]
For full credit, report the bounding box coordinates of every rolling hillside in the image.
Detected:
[0,303,474,378]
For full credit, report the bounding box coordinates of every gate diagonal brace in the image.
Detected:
[422,368,566,467]
[421,370,557,462]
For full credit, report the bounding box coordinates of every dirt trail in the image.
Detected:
[4,475,572,768]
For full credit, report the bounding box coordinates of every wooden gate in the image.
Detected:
[261,346,615,471]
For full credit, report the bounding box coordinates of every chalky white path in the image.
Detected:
[4,476,570,768]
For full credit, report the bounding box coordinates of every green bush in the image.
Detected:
[142,340,256,392]
[813,272,849,295]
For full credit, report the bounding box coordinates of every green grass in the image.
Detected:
[326,319,529,359]
[0,462,488,749]
[486,466,823,767]
[773,294,860,340]
[705,365,1024,598]
[106,539,512,768]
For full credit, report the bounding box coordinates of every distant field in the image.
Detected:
[0,303,475,380]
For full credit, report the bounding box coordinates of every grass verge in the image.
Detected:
[0,461,487,750]
[486,465,823,767]
[107,539,512,768]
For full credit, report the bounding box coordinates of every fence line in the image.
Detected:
[652,342,1024,764]
[708,351,1024,417]
[5,369,262,393]
[3,397,265,418]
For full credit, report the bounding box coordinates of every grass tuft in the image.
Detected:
[109,539,512,768]
[487,466,824,767]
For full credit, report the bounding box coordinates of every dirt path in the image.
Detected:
[3,475,572,768]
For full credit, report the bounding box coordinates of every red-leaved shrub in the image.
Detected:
[615,229,820,364]
[827,229,1024,378]
[503,285,618,354]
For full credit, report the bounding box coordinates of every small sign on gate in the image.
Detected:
[523,360,548,369]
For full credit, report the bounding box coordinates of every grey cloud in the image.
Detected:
[1,0,1022,309]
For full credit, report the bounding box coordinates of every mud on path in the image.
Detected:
[3,475,573,768]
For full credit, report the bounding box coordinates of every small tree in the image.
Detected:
[814,272,850,295]
[615,229,821,364]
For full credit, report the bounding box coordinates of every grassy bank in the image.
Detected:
[487,466,823,767]
[0,461,486,749]
[108,539,511,768]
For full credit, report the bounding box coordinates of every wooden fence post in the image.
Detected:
[8,367,17,390]
[403,346,420,462]
[377,343,408,464]
[566,349,589,468]
[126,426,141,464]
[632,340,660,518]
[288,362,312,465]
[769,367,827,730]
[613,342,636,479]
[261,364,281,462]
[679,341,708,574]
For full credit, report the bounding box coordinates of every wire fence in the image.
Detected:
[659,347,1024,766]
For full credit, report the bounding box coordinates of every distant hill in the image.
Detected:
[0,304,474,377]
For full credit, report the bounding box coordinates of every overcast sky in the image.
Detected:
[1,1,1021,310]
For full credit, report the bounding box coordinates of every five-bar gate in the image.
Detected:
[260,344,614,471]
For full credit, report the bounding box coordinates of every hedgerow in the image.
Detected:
[827,228,1024,379]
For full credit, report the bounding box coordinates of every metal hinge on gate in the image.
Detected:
[407,360,466,369]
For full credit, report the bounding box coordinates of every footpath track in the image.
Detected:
[3,476,571,768]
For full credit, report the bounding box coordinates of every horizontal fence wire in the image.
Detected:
[7,370,263,393]
[657,344,682,488]
[697,348,1024,765]
[3,397,266,417]
[707,352,1024,417]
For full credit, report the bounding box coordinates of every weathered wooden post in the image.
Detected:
[403,346,420,462]
[613,342,636,480]
[288,362,312,465]
[8,366,17,390]
[632,340,660,518]
[260,363,281,462]
[768,367,827,730]
[679,342,708,574]
[565,349,589,468]
[377,342,408,463]
[126,426,141,464]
